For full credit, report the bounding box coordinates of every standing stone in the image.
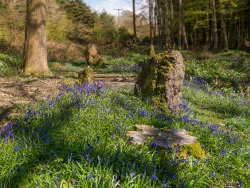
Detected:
[78,66,94,84]
[85,44,102,67]
[136,50,185,112]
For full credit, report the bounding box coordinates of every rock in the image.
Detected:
[85,44,102,67]
[127,125,197,148]
[136,50,185,112]
[78,67,94,84]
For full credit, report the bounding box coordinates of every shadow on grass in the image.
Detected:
[1,88,178,187]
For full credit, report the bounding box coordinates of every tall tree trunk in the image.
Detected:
[23,0,49,75]
[221,14,228,51]
[212,0,218,50]
[205,3,210,45]
[182,0,188,49]
[132,0,137,40]
[237,18,241,50]
[169,0,174,48]
[178,0,182,50]
[160,0,166,47]
[164,0,170,49]
[149,0,155,56]
[183,24,189,49]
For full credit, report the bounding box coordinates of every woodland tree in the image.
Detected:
[132,0,137,39]
[23,0,50,75]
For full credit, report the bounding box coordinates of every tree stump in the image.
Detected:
[136,50,185,112]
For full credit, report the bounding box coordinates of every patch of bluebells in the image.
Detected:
[0,123,14,142]
[0,79,249,187]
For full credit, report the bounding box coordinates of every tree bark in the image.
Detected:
[132,0,137,40]
[169,0,174,48]
[237,18,241,50]
[183,24,188,50]
[182,0,188,50]
[221,14,228,51]
[23,0,50,75]
[178,0,182,50]
[148,0,155,56]
[164,0,170,49]
[212,0,218,50]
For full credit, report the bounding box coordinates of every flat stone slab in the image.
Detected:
[127,125,197,149]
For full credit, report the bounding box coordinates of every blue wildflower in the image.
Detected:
[152,175,157,181]
[178,182,185,188]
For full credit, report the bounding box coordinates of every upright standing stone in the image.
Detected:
[85,44,102,67]
[78,66,94,84]
[136,50,185,112]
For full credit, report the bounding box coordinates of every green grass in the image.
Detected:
[0,54,22,76]
[0,51,250,187]
[185,50,250,90]
[0,81,250,187]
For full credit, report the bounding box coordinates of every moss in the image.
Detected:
[24,67,51,76]
[136,51,177,110]
[179,142,206,159]
[78,67,94,84]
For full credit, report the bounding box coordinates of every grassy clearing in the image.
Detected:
[185,51,250,91]
[0,51,250,187]
[0,53,146,77]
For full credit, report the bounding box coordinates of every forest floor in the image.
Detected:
[0,50,250,187]
[0,77,63,128]
[0,75,135,129]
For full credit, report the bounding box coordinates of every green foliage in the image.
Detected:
[47,3,74,42]
[0,53,21,75]
[93,11,117,43]
[118,27,134,43]
[57,0,96,27]
[186,51,250,89]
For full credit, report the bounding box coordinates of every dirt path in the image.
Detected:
[0,75,136,129]
[0,77,64,129]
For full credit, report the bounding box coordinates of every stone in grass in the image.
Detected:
[78,66,94,84]
[127,125,205,159]
[85,44,102,67]
[136,50,185,112]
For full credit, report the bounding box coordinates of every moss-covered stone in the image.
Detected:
[85,44,102,67]
[78,67,94,84]
[136,50,185,112]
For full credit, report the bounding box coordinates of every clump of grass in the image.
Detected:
[0,53,22,76]
[186,51,250,90]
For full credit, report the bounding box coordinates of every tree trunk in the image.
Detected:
[164,0,170,49]
[132,0,137,40]
[178,0,182,50]
[182,0,188,50]
[23,0,49,75]
[212,0,218,50]
[169,0,174,48]
[149,0,155,56]
[237,18,241,50]
[221,14,228,51]
[183,24,189,49]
